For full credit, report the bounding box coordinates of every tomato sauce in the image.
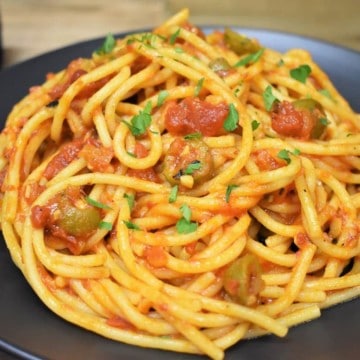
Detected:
[143,245,167,268]
[252,150,283,171]
[165,97,229,136]
[48,59,88,100]
[127,143,161,183]
[80,138,114,172]
[30,188,90,254]
[271,101,314,140]
[107,316,137,331]
[43,139,84,180]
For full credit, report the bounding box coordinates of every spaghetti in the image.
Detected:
[1,8,360,359]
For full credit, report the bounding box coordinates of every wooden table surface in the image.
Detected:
[1,0,360,68]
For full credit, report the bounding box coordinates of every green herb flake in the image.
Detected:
[124,193,135,211]
[98,221,113,231]
[223,103,239,132]
[126,150,136,158]
[176,204,198,234]
[277,149,291,164]
[157,90,169,107]
[169,185,178,203]
[320,117,330,126]
[225,184,239,203]
[123,220,141,230]
[184,160,202,175]
[251,120,260,131]
[179,204,191,221]
[277,59,285,67]
[290,64,312,84]
[169,28,181,45]
[234,88,241,97]
[277,148,300,158]
[194,77,205,97]
[176,218,198,234]
[85,196,111,210]
[318,89,332,99]
[174,47,184,53]
[122,101,152,136]
[263,86,279,111]
[96,33,116,55]
[234,48,265,67]
[184,132,202,140]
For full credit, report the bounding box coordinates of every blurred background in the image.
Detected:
[1,0,359,68]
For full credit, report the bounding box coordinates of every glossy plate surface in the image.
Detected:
[1,28,360,360]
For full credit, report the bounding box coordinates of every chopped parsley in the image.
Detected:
[174,47,184,53]
[168,185,178,203]
[176,204,198,234]
[98,221,113,231]
[157,90,169,107]
[184,160,202,175]
[234,48,265,67]
[126,150,136,158]
[320,117,330,126]
[124,193,135,211]
[194,77,205,97]
[290,64,312,83]
[184,132,202,140]
[318,89,332,99]
[223,103,239,132]
[263,86,278,111]
[169,28,181,45]
[234,88,241,97]
[123,220,140,230]
[251,120,260,131]
[85,196,111,210]
[96,33,116,55]
[122,101,152,136]
[225,184,239,203]
[277,148,300,164]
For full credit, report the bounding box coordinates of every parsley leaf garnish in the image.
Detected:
[223,103,239,132]
[122,101,152,136]
[169,28,181,45]
[263,86,279,111]
[184,160,202,175]
[96,33,116,55]
[157,90,169,107]
[234,48,265,67]
[98,221,113,231]
[123,220,140,230]
[124,193,135,211]
[225,184,239,203]
[176,204,198,234]
[194,77,205,97]
[277,149,291,164]
[318,89,332,99]
[320,117,330,126]
[277,149,300,164]
[85,196,111,210]
[184,132,202,140]
[169,185,178,203]
[251,120,260,131]
[290,64,312,83]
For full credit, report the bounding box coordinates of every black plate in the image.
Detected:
[1,28,360,360]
